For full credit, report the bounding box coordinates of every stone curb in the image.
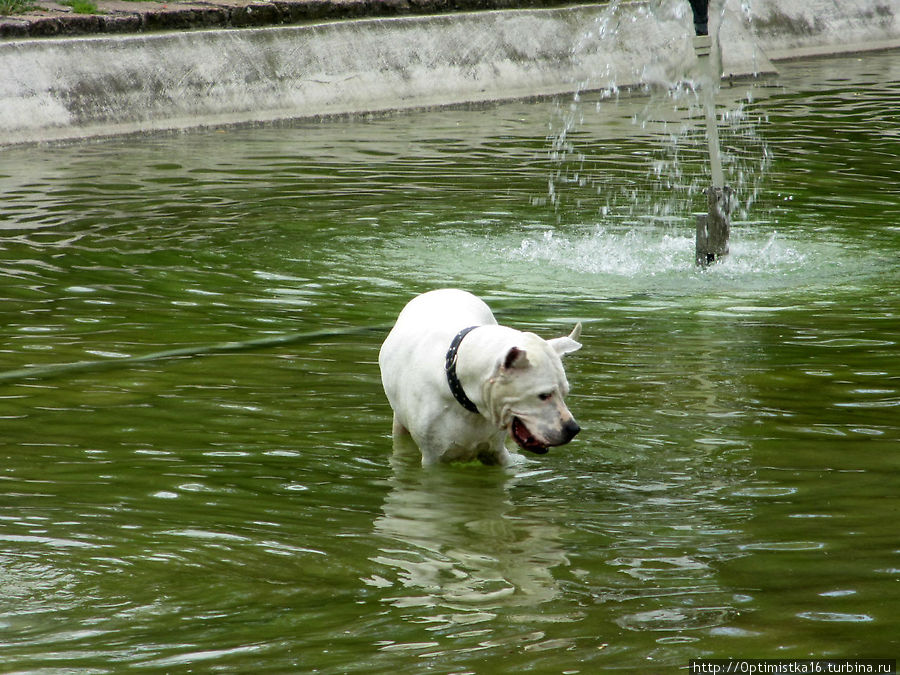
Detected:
[1,0,585,39]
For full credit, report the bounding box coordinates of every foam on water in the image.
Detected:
[377,221,871,303]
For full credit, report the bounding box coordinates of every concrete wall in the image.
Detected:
[1,0,897,145]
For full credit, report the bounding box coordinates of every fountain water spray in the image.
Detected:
[689,0,733,267]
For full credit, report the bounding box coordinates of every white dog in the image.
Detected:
[379,289,582,466]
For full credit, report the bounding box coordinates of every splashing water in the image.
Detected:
[546,0,771,264]
[505,226,840,287]
[513,227,691,277]
[375,222,867,306]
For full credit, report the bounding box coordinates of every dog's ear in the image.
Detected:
[548,322,582,357]
[503,346,530,370]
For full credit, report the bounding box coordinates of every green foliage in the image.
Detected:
[0,0,36,15]
[60,0,99,13]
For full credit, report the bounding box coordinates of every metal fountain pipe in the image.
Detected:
[689,0,732,267]
[688,0,709,36]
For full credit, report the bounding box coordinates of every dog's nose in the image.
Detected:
[562,418,580,443]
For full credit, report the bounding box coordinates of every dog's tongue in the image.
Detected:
[511,417,549,454]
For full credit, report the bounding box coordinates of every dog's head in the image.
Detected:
[482,323,582,454]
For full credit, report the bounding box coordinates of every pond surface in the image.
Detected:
[1,51,898,672]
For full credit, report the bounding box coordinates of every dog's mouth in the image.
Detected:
[511,417,549,455]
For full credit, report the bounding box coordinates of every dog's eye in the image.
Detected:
[538,392,553,401]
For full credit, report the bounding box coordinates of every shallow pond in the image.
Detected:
[1,51,898,672]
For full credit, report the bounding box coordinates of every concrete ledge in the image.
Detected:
[1,0,897,146]
[745,0,900,61]
[0,0,583,39]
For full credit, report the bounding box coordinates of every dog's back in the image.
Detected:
[390,288,496,336]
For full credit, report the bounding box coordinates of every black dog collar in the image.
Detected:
[445,326,480,414]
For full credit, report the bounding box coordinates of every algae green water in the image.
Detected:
[1,52,898,672]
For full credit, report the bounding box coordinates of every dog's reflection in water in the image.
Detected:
[367,435,571,621]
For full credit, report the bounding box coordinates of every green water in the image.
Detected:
[1,52,898,672]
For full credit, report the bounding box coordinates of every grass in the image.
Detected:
[0,0,36,15]
[60,0,99,12]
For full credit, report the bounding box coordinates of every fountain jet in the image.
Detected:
[689,0,732,267]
